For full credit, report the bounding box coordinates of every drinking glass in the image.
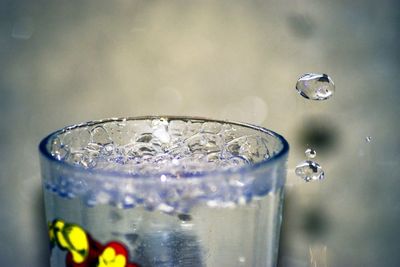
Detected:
[39,116,289,267]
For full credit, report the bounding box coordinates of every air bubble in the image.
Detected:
[153,127,170,143]
[90,126,112,145]
[295,160,325,182]
[177,213,192,221]
[103,143,115,156]
[157,203,174,213]
[69,152,84,165]
[296,73,335,100]
[365,136,372,143]
[51,137,68,160]
[201,122,222,134]
[136,133,153,143]
[122,195,135,208]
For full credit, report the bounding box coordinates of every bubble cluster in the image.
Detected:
[44,118,286,212]
[296,73,335,100]
[51,120,276,178]
[51,120,272,176]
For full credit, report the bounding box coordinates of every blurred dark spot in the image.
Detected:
[125,233,140,246]
[301,207,329,240]
[287,13,315,38]
[297,117,339,154]
[178,213,192,221]
[109,210,122,223]
[111,232,139,247]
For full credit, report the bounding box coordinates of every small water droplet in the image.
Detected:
[296,73,335,100]
[305,148,316,158]
[365,136,372,142]
[295,160,325,182]
[238,256,246,263]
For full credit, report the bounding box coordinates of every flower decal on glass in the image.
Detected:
[48,219,140,267]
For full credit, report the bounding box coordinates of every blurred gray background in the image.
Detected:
[0,0,399,266]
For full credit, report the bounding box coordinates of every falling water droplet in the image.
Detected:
[296,73,335,100]
[295,160,325,182]
[365,136,372,143]
[305,148,317,158]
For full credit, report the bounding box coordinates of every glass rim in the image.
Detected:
[39,116,289,179]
